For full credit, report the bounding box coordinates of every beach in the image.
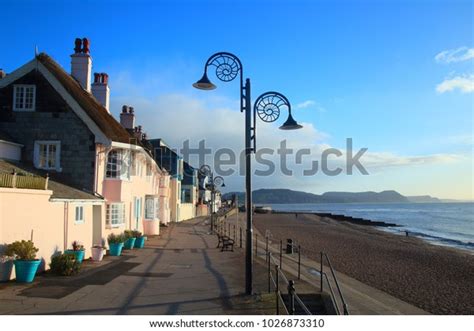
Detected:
[253,212,474,314]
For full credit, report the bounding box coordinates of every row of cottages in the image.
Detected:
[148,139,207,222]
[0,38,178,277]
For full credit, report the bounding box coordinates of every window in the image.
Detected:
[182,188,191,203]
[34,141,61,171]
[145,196,159,220]
[106,203,125,227]
[106,149,130,179]
[13,85,36,111]
[75,206,84,224]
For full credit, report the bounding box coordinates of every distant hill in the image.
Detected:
[406,195,441,203]
[223,189,417,204]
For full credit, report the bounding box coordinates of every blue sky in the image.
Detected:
[2,0,473,199]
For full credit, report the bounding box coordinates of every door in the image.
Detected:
[134,197,142,230]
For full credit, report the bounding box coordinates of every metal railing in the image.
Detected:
[215,215,349,315]
[321,252,349,315]
[267,252,312,315]
[266,231,350,315]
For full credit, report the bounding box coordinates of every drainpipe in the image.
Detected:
[94,144,99,194]
[63,201,69,251]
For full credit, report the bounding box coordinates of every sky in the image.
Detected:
[2,0,473,199]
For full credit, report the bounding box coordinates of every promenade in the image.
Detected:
[0,217,272,315]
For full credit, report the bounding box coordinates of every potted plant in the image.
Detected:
[107,233,125,256]
[91,244,106,262]
[123,230,136,250]
[132,230,146,249]
[5,240,40,283]
[0,255,14,282]
[50,253,80,276]
[65,241,85,263]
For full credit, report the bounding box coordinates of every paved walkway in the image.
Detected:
[0,217,272,315]
[222,212,428,315]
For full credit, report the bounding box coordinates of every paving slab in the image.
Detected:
[0,217,273,315]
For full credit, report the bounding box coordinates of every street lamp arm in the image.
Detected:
[252,91,299,151]
[202,52,245,113]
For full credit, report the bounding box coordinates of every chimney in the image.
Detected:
[0,69,6,79]
[91,72,110,112]
[120,105,136,129]
[133,125,143,142]
[70,38,92,92]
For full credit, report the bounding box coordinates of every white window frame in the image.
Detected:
[106,203,125,228]
[33,140,61,171]
[75,205,84,224]
[106,149,130,180]
[145,196,159,220]
[13,84,36,111]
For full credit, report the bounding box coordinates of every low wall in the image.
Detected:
[179,203,195,221]
[196,204,208,217]
[0,188,95,280]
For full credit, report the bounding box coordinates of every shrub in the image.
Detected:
[50,253,80,276]
[5,240,39,260]
[71,241,84,251]
[124,230,133,239]
[107,233,125,245]
[131,230,142,238]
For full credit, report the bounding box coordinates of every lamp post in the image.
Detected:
[194,52,303,295]
[199,164,225,233]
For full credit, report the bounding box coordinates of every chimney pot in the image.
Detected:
[74,38,82,53]
[129,107,134,114]
[122,105,129,113]
[0,69,6,79]
[93,73,101,83]
[82,38,90,54]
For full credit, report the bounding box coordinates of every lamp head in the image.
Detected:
[279,113,303,130]
[193,72,216,90]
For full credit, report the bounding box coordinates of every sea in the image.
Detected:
[268,202,474,253]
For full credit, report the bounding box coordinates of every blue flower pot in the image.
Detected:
[123,237,136,250]
[134,237,145,248]
[14,260,41,283]
[108,243,124,256]
[65,250,85,263]
[0,260,13,282]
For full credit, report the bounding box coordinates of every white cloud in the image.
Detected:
[295,99,326,112]
[361,152,462,171]
[435,47,474,63]
[445,134,474,146]
[296,100,316,109]
[436,74,474,93]
[108,72,465,192]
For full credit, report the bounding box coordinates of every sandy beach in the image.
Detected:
[253,212,474,314]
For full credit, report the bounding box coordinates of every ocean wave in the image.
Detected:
[397,229,474,250]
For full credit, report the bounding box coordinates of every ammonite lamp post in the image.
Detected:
[199,164,225,233]
[194,52,302,295]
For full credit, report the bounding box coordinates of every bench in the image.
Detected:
[216,233,234,252]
